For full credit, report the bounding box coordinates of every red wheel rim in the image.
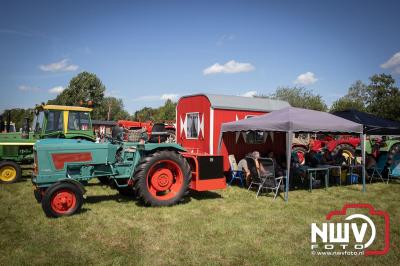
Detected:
[146,160,184,200]
[50,189,77,214]
[297,151,305,164]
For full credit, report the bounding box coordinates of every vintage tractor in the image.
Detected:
[292,133,360,164]
[32,132,225,217]
[0,105,95,183]
[365,136,400,177]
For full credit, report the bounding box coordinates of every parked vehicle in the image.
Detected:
[0,104,95,183]
[32,132,225,217]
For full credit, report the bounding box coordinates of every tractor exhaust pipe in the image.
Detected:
[22,117,30,139]
[0,115,4,132]
[6,111,11,133]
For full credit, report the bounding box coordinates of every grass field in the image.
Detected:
[1,174,399,266]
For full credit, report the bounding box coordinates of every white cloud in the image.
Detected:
[161,94,179,101]
[381,52,400,73]
[39,59,78,72]
[240,91,257,97]
[203,60,255,75]
[18,85,40,92]
[294,72,318,85]
[48,86,64,94]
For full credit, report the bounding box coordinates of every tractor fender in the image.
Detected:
[144,143,186,153]
[54,178,87,196]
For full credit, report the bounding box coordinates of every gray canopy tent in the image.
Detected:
[218,106,365,201]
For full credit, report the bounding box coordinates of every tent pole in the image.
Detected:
[285,131,292,202]
[217,131,223,154]
[361,133,366,192]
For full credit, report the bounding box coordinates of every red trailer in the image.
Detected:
[176,94,290,171]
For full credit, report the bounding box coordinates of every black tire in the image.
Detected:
[387,143,400,167]
[292,146,307,165]
[166,129,176,142]
[134,150,191,206]
[97,176,110,185]
[0,161,22,184]
[41,182,83,218]
[333,144,355,165]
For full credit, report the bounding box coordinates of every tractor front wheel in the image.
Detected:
[292,146,307,165]
[0,161,21,184]
[333,144,355,165]
[135,150,191,206]
[41,182,83,218]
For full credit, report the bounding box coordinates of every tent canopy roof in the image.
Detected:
[332,109,400,135]
[221,106,363,134]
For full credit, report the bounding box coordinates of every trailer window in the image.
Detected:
[186,113,199,139]
[246,131,265,144]
[68,112,91,131]
[45,111,63,133]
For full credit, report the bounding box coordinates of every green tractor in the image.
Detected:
[32,132,225,217]
[0,105,95,184]
[365,136,400,179]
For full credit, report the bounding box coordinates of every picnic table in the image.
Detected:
[306,167,329,192]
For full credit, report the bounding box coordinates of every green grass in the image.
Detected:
[0,175,399,266]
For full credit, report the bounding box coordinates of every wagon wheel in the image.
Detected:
[41,182,83,218]
[0,161,21,184]
[135,150,191,206]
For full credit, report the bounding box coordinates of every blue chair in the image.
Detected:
[228,155,245,187]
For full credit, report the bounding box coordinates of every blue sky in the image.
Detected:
[0,0,399,114]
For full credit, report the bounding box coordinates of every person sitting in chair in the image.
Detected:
[238,154,251,185]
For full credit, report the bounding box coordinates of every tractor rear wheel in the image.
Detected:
[387,143,400,168]
[0,161,21,184]
[135,150,191,206]
[333,144,355,165]
[292,146,307,165]
[41,182,83,218]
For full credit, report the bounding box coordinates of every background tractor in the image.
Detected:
[292,133,360,164]
[365,136,400,178]
[0,105,95,184]
[32,131,225,217]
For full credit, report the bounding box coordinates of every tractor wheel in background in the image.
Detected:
[0,161,22,184]
[135,150,191,206]
[97,176,110,185]
[41,182,83,218]
[166,129,176,142]
[333,144,355,165]
[292,146,307,165]
[387,143,400,168]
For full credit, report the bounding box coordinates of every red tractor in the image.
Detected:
[292,133,360,164]
[117,120,176,142]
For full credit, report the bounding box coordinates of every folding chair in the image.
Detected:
[368,154,387,183]
[247,157,283,199]
[228,154,245,187]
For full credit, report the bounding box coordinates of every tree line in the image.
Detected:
[2,72,399,130]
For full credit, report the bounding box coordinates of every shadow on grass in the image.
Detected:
[85,193,133,204]
[189,190,223,201]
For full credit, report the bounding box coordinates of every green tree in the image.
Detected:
[261,87,327,111]
[330,81,367,112]
[48,71,105,119]
[1,108,33,130]
[96,97,130,121]
[153,99,177,121]
[132,100,177,122]
[366,73,400,121]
